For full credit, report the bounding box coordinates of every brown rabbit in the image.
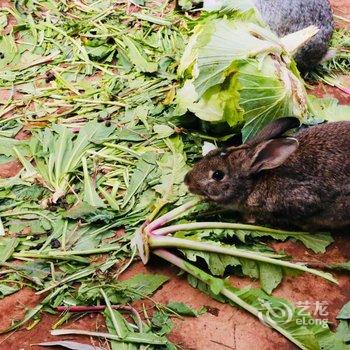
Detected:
[185,118,350,231]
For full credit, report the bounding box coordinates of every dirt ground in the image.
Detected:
[0,1,350,349]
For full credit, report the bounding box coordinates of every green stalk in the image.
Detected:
[0,210,54,224]
[69,98,126,107]
[132,13,172,26]
[152,222,307,236]
[87,150,134,165]
[51,329,167,345]
[0,305,43,334]
[150,236,283,258]
[13,244,122,258]
[153,249,309,350]
[61,220,68,251]
[104,143,140,157]
[12,253,89,263]
[101,289,128,339]
[36,267,96,295]
[149,236,337,283]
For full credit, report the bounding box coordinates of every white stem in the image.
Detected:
[150,236,283,258]
[152,222,306,236]
[145,199,199,233]
[149,236,336,283]
[280,25,319,55]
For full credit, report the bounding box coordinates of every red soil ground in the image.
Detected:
[0,1,349,349]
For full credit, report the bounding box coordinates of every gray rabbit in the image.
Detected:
[253,0,334,72]
[185,118,350,231]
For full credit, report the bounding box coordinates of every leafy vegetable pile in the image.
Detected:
[176,2,311,141]
[0,0,350,349]
[176,1,350,141]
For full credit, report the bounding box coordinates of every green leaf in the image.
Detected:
[182,248,239,275]
[0,304,43,334]
[335,320,350,344]
[0,137,29,157]
[151,311,173,336]
[178,14,307,137]
[12,184,48,201]
[117,273,169,300]
[238,57,306,141]
[307,95,350,122]
[133,13,171,26]
[104,310,130,350]
[101,289,129,350]
[0,218,4,236]
[174,226,333,292]
[329,261,350,272]
[0,14,8,30]
[53,125,72,182]
[154,137,190,203]
[0,284,19,298]
[153,125,174,139]
[338,302,350,320]
[13,146,38,179]
[0,35,18,70]
[51,328,167,345]
[85,45,114,60]
[61,121,114,173]
[82,157,106,208]
[181,247,285,293]
[123,37,157,73]
[122,153,157,208]
[259,263,283,294]
[187,269,348,350]
[3,261,50,286]
[167,302,206,317]
[36,341,103,350]
[63,202,97,219]
[25,122,114,202]
[189,227,333,254]
[294,232,334,254]
[193,20,281,97]
[177,76,244,125]
[0,237,19,262]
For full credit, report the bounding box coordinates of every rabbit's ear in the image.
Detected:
[246,117,300,146]
[247,137,299,173]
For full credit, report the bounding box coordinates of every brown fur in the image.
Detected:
[185,119,350,231]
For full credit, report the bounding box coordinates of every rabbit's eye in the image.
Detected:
[212,170,225,181]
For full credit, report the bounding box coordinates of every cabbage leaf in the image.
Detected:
[177,9,311,141]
